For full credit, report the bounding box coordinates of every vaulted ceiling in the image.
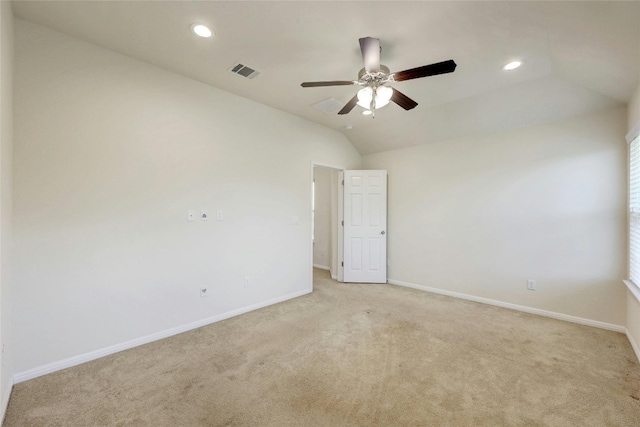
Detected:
[11,1,640,155]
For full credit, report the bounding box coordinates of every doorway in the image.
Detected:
[310,164,388,287]
[312,163,343,283]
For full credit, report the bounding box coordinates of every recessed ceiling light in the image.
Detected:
[191,24,213,38]
[502,60,522,71]
[362,110,373,116]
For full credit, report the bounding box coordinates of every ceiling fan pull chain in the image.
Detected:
[370,87,376,113]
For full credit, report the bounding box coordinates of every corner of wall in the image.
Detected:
[0,0,16,420]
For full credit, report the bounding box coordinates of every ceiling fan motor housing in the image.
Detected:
[358,65,391,85]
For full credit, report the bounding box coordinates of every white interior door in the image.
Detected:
[343,170,387,283]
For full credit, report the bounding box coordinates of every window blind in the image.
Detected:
[630,135,640,285]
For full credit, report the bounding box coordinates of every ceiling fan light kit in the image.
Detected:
[356,86,393,110]
[301,37,457,117]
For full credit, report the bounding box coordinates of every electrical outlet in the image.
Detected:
[527,279,536,291]
[244,276,251,288]
[200,287,208,298]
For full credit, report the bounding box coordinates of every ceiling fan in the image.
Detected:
[301,37,457,117]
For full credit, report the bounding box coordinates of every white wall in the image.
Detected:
[629,84,640,137]
[0,0,14,418]
[313,167,332,270]
[13,19,361,377]
[627,81,640,359]
[363,107,627,326]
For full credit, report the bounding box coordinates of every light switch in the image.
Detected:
[216,210,224,221]
[187,210,195,222]
[201,211,208,221]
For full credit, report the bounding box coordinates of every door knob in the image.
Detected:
[381,231,386,235]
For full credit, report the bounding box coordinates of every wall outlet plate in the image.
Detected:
[200,287,208,297]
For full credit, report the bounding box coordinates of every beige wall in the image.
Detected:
[13,19,361,376]
[364,107,628,326]
[0,0,14,418]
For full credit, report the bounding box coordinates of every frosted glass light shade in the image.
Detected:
[376,86,393,108]
[356,86,393,109]
[357,87,373,108]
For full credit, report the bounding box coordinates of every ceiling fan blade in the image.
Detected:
[391,88,418,110]
[359,37,380,73]
[393,59,457,82]
[301,81,355,88]
[338,95,358,115]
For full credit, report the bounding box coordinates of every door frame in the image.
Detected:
[310,161,345,289]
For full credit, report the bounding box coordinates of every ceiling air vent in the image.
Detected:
[229,63,260,79]
[312,98,345,114]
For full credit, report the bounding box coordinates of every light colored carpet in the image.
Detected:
[4,269,640,426]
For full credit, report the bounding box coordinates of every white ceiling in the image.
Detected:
[11,0,640,155]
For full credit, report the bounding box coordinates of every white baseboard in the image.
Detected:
[626,329,640,363]
[13,288,312,384]
[0,381,12,425]
[14,279,635,384]
[388,278,626,333]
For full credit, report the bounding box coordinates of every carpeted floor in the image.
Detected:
[4,269,640,426]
